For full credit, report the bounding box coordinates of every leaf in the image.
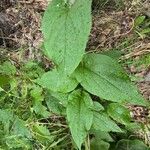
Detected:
[12,118,31,138]
[46,93,66,115]
[90,129,114,142]
[50,91,69,106]
[140,28,150,34]
[134,16,145,27]
[116,139,149,150]
[33,123,50,136]
[32,123,55,143]
[30,86,50,117]
[30,86,43,101]
[92,112,122,132]
[101,50,123,60]
[0,109,13,123]
[91,139,110,150]
[0,109,14,132]
[42,0,92,75]
[0,75,10,86]
[23,61,45,79]
[74,53,147,106]
[4,136,31,149]
[67,90,93,149]
[36,69,78,93]
[0,109,31,140]
[125,122,142,132]
[0,61,16,76]
[92,101,104,112]
[32,102,50,117]
[107,103,131,125]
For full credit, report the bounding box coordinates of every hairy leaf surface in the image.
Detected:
[36,69,78,93]
[46,94,66,115]
[67,90,93,149]
[74,53,147,106]
[42,0,92,75]
[92,112,122,132]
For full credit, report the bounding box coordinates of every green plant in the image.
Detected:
[0,0,149,149]
[134,15,150,38]
[34,0,149,149]
[0,60,73,149]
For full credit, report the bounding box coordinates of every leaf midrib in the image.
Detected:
[83,66,128,100]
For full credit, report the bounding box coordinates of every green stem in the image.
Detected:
[85,134,90,150]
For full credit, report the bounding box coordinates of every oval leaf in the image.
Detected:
[67,90,93,149]
[134,16,145,27]
[42,0,92,75]
[36,69,78,93]
[74,53,147,106]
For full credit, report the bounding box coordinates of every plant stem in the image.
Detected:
[85,134,90,150]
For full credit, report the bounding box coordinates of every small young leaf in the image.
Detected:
[36,69,78,93]
[32,102,50,117]
[0,109,13,124]
[92,101,104,112]
[33,123,50,136]
[92,112,122,132]
[32,123,55,143]
[12,118,31,138]
[0,109,31,141]
[23,61,45,79]
[134,16,145,27]
[67,89,93,149]
[46,94,66,115]
[0,61,16,76]
[30,86,50,117]
[107,103,131,125]
[90,130,114,142]
[140,28,150,34]
[30,86,43,101]
[4,136,31,149]
[74,53,147,106]
[42,0,92,75]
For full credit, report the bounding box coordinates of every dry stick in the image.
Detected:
[0,29,6,47]
[121,42,150,59]
[121,49,150,60]
[19,0,34,4]
[116,41,142,51]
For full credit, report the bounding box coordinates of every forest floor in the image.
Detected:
[0,0,150,148]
